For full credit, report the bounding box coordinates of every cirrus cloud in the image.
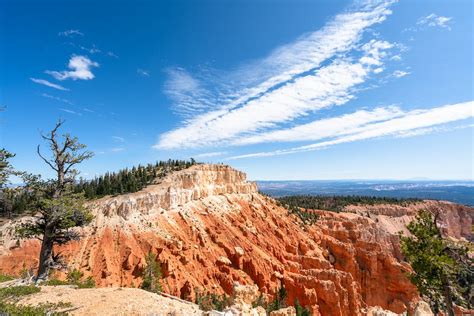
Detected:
[30,78,69,91]
[227,101,474,159]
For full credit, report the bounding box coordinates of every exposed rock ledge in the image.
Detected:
[95,164,258,219]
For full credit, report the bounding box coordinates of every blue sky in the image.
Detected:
[1,0,473,181]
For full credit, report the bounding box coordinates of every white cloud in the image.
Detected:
[194,151,228,158]
[158,0,395,122]
[59,108,81,116]
[30,78,69,91]
[46,55,99,81]
[417,13,452,30]
[112,136,125,143]
[164,68,215,116]
[227,101,474,159]
[111,147,125,152]
[80,45,101,54]
[137,68,150,77]
[390,55,402,61]
[394,124,474,138]
[58,29,84,37]
[41,93,73,105]
[156,39,394,149]
[107,51,119,58]
[233,106,404,145]
[393,70,410,78]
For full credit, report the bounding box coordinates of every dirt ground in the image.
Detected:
[17,286,204,316]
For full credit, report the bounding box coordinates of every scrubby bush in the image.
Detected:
[140,252,162,293]
[194,288,232,311]
[0,301,72,316]
[0,274,15,283]
[45,269,95,288]
[0,285,40,300]
[287,204,320,225]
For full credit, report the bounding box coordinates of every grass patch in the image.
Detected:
[44,279,69,286]
[0,286,73,315]
[44,269,95,289]
[0,285,40,300]
[0,274,15,282]
[0,301,72,316]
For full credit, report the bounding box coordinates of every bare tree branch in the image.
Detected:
[37,145,58,172]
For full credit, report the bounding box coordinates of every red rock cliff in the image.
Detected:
[0,164,472,315]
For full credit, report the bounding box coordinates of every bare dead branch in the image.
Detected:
[37,145,58,172]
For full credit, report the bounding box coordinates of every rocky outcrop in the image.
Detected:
[0,164,472,315]
[344,201,473,241]
[97,164,257,219]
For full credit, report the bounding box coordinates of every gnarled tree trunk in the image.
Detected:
[36,225,54,281]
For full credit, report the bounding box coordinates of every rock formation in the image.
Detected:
[0,164,472,315]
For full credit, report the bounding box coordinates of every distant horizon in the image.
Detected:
[255,178,474,182]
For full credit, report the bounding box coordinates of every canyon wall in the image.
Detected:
[0,164,472,315]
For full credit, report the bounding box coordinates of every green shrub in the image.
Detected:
[287,205,320,225]
[77,276,95,289]
[141,252,162,293]
[252,293,266,308]
[267,286,287,313]
[44,279,69,286]
[0,301,71,316]
[0,285,40,300]
[66,269,83,284]
[294,299,311,316]
[0,274,15,282]
[46,269,95,288]
[194,289,231,311]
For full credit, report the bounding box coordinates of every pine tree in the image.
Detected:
[16,120,94,282]
[141,251,162,293]
[400,210,473,315]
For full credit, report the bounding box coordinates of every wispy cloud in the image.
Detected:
[155,0,465,160]
[59,108,82,116]
[156,38,395,149]
[392,70,410,78]
[41,93,74,105]
[194,151,228,158]
[390,55,402,61]
[107,51,119,58]
[158,0,395,123]
[112,136,126,143]
[163,68,215,116]
[394,123,474,138]
[137,68,150,77]
[227,101,474,159]
[79,44,101,54]
[233,106,404,146]
[111,147,125,152]
[46,55,99,81]
[30,78,69,91]
[58,29,84,37]
[417,13,452,30]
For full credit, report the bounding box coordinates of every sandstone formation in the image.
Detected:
[0,164,472,315]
